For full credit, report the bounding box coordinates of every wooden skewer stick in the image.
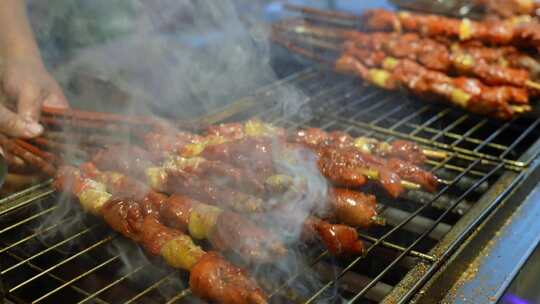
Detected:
[42,106,161,126]
[271,32,333,64]
[0,135,56,176]
[283,4,358,21]
[32,138,89,160]
[422,149,448,159]
[13,139,56,163]
[359,167,422,191]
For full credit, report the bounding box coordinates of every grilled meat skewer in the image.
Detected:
[361,9,540,49]
[143,120,445,164]
[54,166,267,304]
[56,167,266,304]
[303,216,365,256]
[94,145,269,196]
[144,132,426,196]
[333,49,529,120]
[208,120,446,164]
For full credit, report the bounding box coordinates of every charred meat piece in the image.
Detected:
[329,188,379,228]
[317,146,404,197]
[190,252,267,304]
[101,198,146,242]
[303,217,365,256]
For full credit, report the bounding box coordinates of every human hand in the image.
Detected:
[1,55,68,138]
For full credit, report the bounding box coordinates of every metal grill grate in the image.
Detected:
[1,68,539,304]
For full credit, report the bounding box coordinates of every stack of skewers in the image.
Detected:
[0,108,446,303]
[272,5,540,120]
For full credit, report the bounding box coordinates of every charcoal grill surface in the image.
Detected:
[1,68,540,303]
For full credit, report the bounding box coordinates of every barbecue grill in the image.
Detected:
[2,62,540,303]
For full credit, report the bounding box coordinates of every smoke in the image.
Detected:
[28,0,308,118]
[29,0,338,302]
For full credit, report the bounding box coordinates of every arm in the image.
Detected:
[0,0,68,138]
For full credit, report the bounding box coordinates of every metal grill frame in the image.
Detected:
[1,67,540,303]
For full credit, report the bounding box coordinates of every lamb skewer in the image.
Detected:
[275,19,540,90]
[334,49,529,119]
[54,166,267,304]
[143,119,445,163]
[271,31,531,119]
[143,127,432,195]
[207,120,447,164]
[360,9,540,49]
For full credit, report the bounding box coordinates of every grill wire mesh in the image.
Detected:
[1,68,540,304]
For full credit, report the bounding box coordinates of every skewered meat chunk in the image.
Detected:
[209,211,288,263]
[255,206,366,257]
[145,119,440,167]
[385,158,438,192]
[190,252,267,304]
[329,188,379,228]
[102,197,147,242]
[303,217,365,256]
[150,158,384,229]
